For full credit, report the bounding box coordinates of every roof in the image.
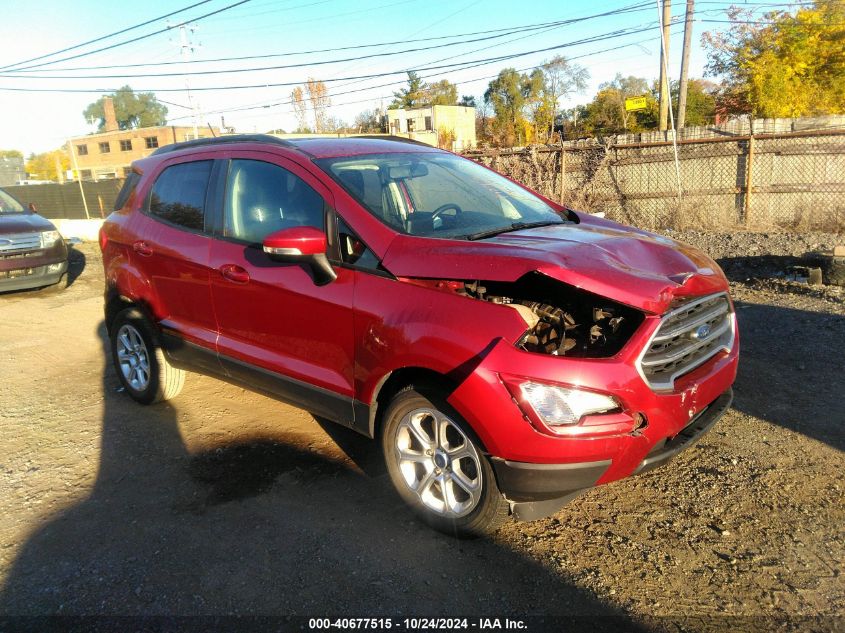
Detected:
[288,136,440,159]
[146,133,442,160]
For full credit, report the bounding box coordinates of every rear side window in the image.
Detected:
[114,172,141,211]
[148,160,212,231]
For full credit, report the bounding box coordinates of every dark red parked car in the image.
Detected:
[100,135,738,536]
[0,187,68,292]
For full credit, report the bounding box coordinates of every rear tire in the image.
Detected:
[381,384,510,537]
[110,307,185,405]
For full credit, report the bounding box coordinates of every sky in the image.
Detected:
[0,0,791,156]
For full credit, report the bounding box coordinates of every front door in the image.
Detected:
[208,153,355,422]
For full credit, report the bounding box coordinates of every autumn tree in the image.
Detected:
[290,86,310,133]
[353,109,384,132]
[83,85,168,131]
[484,68,529,146]
[534,56,589,142]
[0,149,23,159]
[25,149,70,181]
[702,1,845,117]
[305,78,331,133]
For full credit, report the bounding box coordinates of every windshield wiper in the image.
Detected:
[466,220,564,241]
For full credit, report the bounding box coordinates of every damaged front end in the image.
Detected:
[404,271,645,359]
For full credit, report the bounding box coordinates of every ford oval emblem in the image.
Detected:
[694,324,712,340]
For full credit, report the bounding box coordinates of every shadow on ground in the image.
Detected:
[731,301,844,452]
[0,323,645,630]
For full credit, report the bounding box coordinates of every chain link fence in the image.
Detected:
[464,129,845,233]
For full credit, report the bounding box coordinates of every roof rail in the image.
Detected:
[150,133,295,156]
[352,135,433,147]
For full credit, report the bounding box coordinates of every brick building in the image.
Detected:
[69,97,218,180]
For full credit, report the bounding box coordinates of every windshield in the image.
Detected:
[0,188,25,214]
[315,152,566,239]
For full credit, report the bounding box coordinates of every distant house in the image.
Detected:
[68,97,218,180]
[0,156,25,187]
[386,105,476,151]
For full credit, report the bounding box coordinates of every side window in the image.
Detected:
[223,159,325,244]
[337,217,379,270]
[114,172,141,211]
[148,160,212,231]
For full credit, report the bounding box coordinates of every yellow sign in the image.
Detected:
[625,96,648,112]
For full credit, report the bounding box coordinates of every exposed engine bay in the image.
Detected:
[463,272,644,358]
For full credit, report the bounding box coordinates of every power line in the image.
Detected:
[0,4,656,80]
[169,26,685,122]
[0,0,215,72]
[0,0,257,73]
[2,10,649,74]
[2,2,656,80]
[0,23,666,94]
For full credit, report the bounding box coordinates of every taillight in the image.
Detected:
[99,227,108,252]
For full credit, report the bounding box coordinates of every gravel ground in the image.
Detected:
[0,235,842,632]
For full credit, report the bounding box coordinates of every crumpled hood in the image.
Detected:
[0,213,56,235]
[381,215,728,314]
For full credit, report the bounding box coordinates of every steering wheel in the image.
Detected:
[431,203,463,220]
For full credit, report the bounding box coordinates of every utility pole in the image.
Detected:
[173,22,201,140]
[658,0,672,131]
[676,0,695,130]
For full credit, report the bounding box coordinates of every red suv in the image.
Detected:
[100,135,738,536]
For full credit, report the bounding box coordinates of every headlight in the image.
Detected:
[40,230,61,248]
[519,381,619,427]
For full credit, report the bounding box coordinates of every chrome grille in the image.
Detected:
[638,293,734,391]
[0,232,41,254]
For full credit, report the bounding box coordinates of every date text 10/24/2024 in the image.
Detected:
[308,618,528,630]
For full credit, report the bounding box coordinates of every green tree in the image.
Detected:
[83,85,168,131]
[484,68,533,146]
[702,1,845,117]
[458,95,476,107]
[677,79,717,126]
[581,75,653,135]
[427,79,459,106]
[391,71,427,108]
[0,149,23,159]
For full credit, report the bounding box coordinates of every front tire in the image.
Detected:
[381,385,510,537]
[110,308,185,405]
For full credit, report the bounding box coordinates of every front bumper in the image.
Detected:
[493,388,733,520]
[0,260,67,292]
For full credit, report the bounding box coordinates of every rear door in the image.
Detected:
[207,152,356,421]
[128,154,220,365]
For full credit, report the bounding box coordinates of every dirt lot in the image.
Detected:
[0,235,842,631]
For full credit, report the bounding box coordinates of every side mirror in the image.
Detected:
[262,226,336,286]
[27,202,38,213]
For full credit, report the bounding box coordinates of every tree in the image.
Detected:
[535,56,589,141]
[353,109,384,133]
[459,95,476,107]
[676,79,717,126]
[427,79,459,106]
[305,78,331,133]
[484,68,530,146]
[580,74,654,135]
[702,1,845,117]
[0,149,23,160]
[83,85,168,131]
[391,71,427,108]
[25,149,70,181]
[291,87,310,133]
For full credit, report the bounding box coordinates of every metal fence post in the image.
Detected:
[743,135,754,226]
[559,145,566,204]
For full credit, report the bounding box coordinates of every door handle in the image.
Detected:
[132,240,153,257]
[219,264,250,284]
